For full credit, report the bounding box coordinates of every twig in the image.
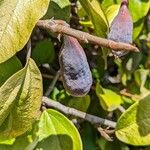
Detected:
[37,19,139,52]
[120,89,140,100]
[44,70,61,96]
[42,96,117,128]
[118,105,126,113]
[26,39,32,60]
[42,73,62,81]
[97,126,114,141]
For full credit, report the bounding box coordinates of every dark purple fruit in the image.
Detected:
[59,35,92,97]
[108,0,133,57]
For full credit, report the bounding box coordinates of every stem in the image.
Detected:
[37,19,139,53]
[44,70,61,96]
[42,96,117,128]
[118,106,126,113]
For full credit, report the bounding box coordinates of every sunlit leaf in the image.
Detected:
[78,0,108,37]
[36,109,82,150]
[105,5,120,25]
[0,0,50,63]
[134,68,150,93]
[0,58,42,140]
[116,94,150,146]
[96,83,122,111]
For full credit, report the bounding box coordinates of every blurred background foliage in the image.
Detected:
[31,0,149,149]
[0,0,150,149]
[30,0,150,149]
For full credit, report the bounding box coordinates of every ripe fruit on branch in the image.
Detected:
[108,0,133,57]
[59,35,92,97]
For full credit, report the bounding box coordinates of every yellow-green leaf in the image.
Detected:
[78,0,108,37]
[78,0,109,68]
[36,109,83,150]
[0,0,50,63]
[68,95,91,112]
[0,56,22,86]
[105,5,120,26]
[116,94,150,146]
[96,83,122,111]
[0,58,42,140]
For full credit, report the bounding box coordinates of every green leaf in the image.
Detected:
[32,39,55,65]
[36,109,82,150]
[101,0,116,10]
[134,68,149,93]
[0,134,35,150]
[96,83,122,111]
[0,138,15,146]
[0,0,50,63]
[128,0,150,23]
[0,58,42,140]
[44,0,71,22]
[97,138,129,150]
[0,56,22,86]
[116,94,150,146]
[0,121,40,149]
[105,4,120,25]
[68,95,91,112]
[133,18,145,40]
[78,0,109,67]
[52,0,70,8]
[81,122,97,150]
[78,0,108,37]
[122,52,143,73]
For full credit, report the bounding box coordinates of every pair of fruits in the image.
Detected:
[59,0,133,97]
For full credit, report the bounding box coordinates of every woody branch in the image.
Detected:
[37,19,139,52]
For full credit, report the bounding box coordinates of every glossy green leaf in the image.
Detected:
[101,0,116,10]
[0,56,22,86]
[133,18,145,40]
[105,4,120,25]
[134,68,149,93]
[78,0,108,37]
[78,0,109,67]
[36,109,82,150]
[116,94,150,146]
[0,58,42,140]
[0,0,50,63]
[96,83,122,111]
[32,39,55,65]
[68,95,91,112]
[81,122,97,150]
[128,0,150,23]
[44,0,70,22]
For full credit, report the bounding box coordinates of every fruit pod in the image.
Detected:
[59,35,92,97]
[108,0,133,57]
